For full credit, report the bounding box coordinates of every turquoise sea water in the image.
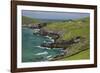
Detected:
[22,27,64,62]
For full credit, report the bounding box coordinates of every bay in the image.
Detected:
[22,27,64,62]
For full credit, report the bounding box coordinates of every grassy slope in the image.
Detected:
[62,49,90,60]
[22,16,40,25]
[43,17,90,41]
[43,17,90,60]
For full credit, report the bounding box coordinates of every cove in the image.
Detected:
[22,27,64,62]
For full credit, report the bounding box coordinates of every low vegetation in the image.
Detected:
[22,16,90,60]
[22,16,40,25]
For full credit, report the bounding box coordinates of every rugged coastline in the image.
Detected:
[22,21,89,61]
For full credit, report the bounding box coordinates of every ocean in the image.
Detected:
[22,27,64,62]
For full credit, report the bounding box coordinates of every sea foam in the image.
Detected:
[35,51,48,55]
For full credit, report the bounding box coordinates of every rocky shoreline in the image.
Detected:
[23,23,86,61]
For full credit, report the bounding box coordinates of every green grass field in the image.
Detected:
[43,17,90,41]
[61,49,90,60]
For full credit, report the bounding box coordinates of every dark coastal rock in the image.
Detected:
[29,22,82,51]
[39,29,60,41]
[41,36,82,49]
[38,23,47,28]
[29,23,47,29]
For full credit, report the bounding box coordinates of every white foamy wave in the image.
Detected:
[45,36,52,39]
[32,29,40,33]
[47,55,52,58]
[48,58,53,60]
[45,36,54,42]
[35,46,52,50]
[43,41,46,43]
[45,36,50,38]
[35,51,48,55]
[50,39,54,42]
[35,46,44,49]
[46,47,51,49]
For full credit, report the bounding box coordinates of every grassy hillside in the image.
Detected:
[43,17,89,41]
[43,17,90,60]
[22,16,40,25]
[62,49,90,60]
